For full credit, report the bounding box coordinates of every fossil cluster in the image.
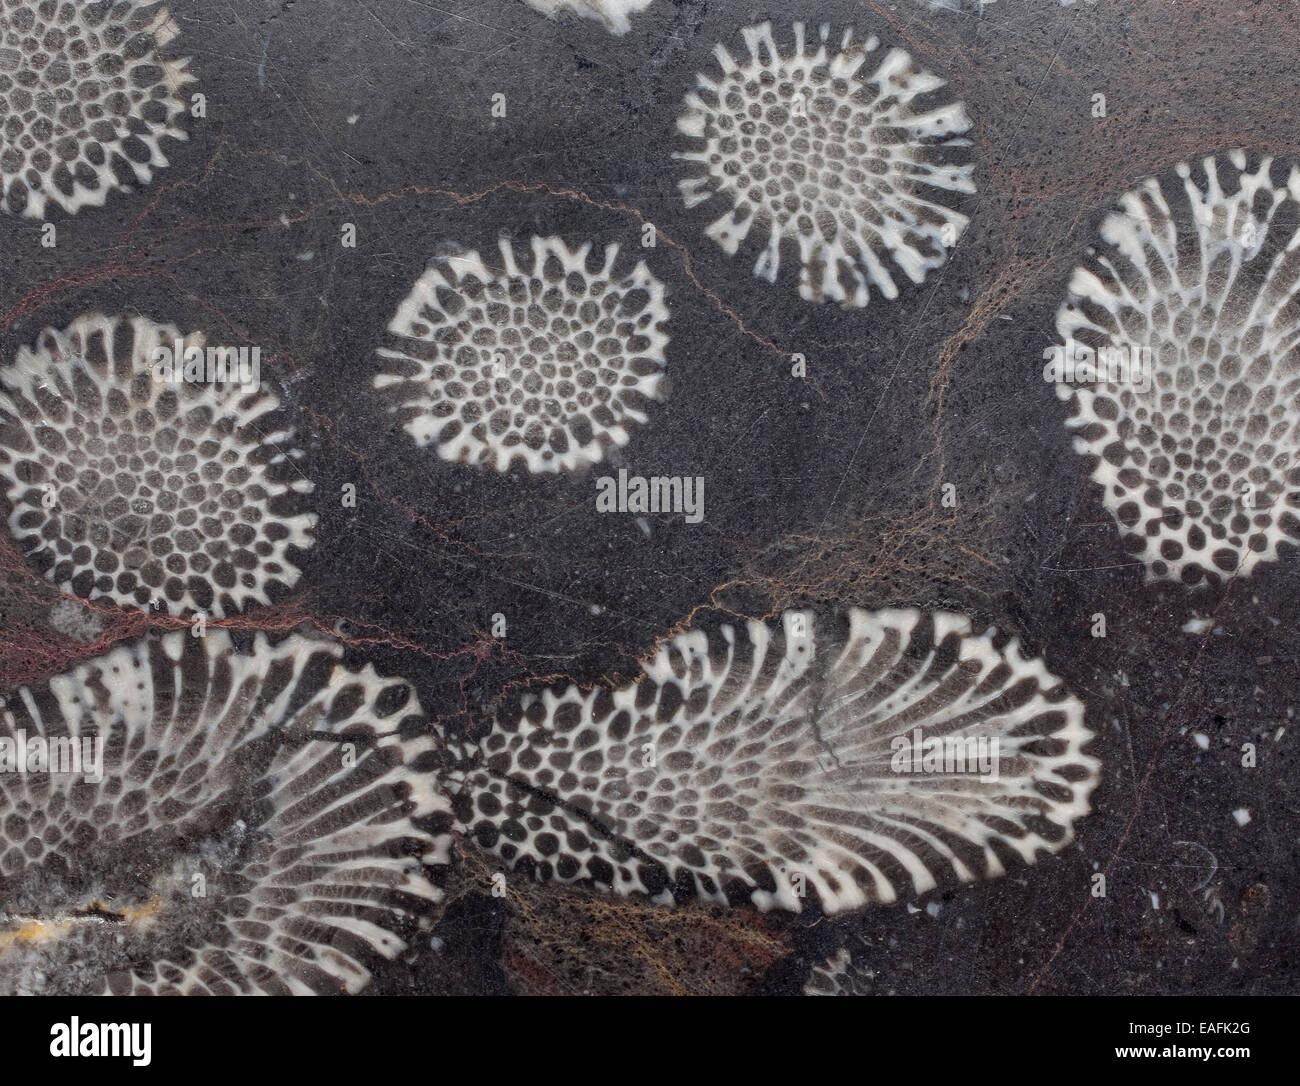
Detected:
[0,2,1288,998]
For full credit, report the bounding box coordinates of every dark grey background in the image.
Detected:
[0,0,1295,995]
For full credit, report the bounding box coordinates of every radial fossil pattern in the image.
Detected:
[0,0,193,218]
[0,314,316,616]
[1055,150,1300,584]
[374,237,671,474]
[675,22,975,308]
[0,629,451,995]
[445,608,1100,914]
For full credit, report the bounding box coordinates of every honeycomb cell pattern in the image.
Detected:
[0,0,193,219]
[675,22,975,308]
[1055,150,1300,584]
[0,630,452,995]
[444,608,1100,914]
[0,314,316,617]
[374,236,671,474]
[521,0,653,36]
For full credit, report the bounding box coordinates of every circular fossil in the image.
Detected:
[374,237,671,474]
[675,22,975,308]
[444,608,1100,914]
[1054,150,1300,584]
[0,313,316,617]
[0,629,451,995]
[0,1,194,218]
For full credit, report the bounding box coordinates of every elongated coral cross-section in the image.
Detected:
[1055,150,1300,584]
[374,237,671,474]
[0,1,194,218]
[521,0,653,36]
[675,22,975,308]
[0,314,316,617]
[0,629,452,995]
[445,608,1099,914]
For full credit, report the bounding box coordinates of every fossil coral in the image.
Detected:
[675,22,974,308]
[0,629,451,995]
[521,0,652,35]
[0,1,193,218]
[0,314,316,617]
[1055,150,1300,584]
[803,946,873,996]
[374,237,671,474]
[445,608,1099,914]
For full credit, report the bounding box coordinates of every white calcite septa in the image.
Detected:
[445,608,1100,914]
[0,630,452,995]
[1054,150,1300,584]
[374,237,671,474]
[674,22,975,308]
[803,947,873,996]
[0,314,316,617]
[522,0,653,36]
[0,2,194,218]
